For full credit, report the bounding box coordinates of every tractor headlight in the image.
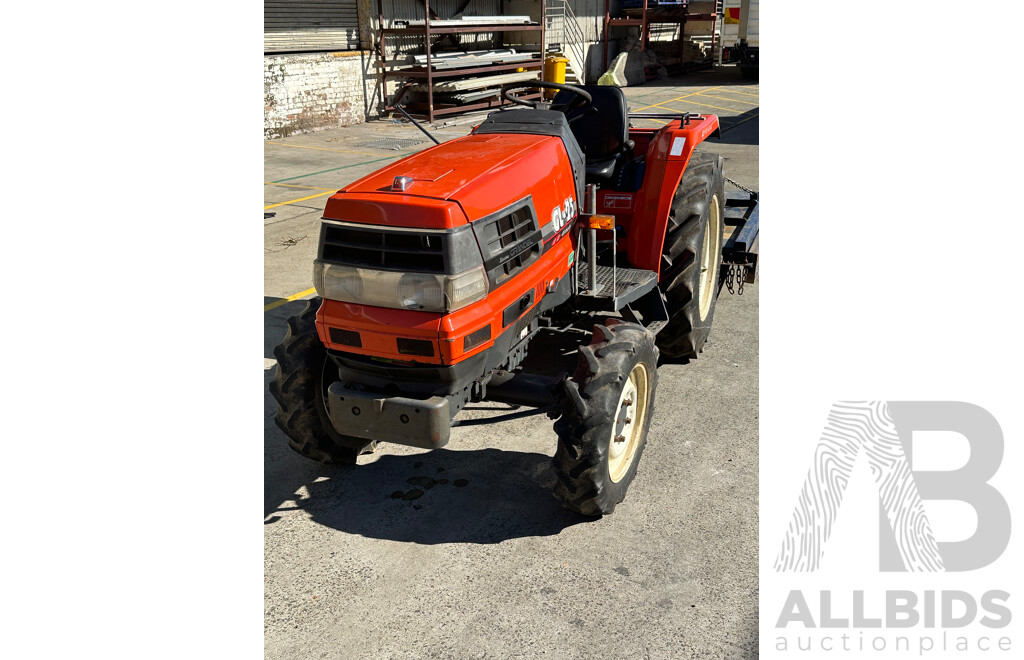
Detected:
[314,261,488,312]
[397,272,444,310]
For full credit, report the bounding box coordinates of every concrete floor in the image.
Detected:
[264,68,759,659]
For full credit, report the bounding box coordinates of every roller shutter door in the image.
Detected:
[265,1,360,53]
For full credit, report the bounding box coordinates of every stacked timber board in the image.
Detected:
[406,49,535,69]
[410,69,540,105]
[396,48,541,109]
[400,16,532,27]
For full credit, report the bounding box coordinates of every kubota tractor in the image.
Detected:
[270,82,759,515]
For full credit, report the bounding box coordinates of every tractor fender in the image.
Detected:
[625,115,720,275]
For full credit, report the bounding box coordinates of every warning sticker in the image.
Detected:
[602,193,633,210]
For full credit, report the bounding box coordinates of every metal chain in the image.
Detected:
[721,177,756,297]
[723,263,749,295]
[725,176,758,197]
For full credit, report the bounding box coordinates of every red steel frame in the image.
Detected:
[603,0,719,74]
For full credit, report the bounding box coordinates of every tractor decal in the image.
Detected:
[550,195,578,232]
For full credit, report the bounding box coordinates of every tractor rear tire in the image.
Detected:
[656,151,726,359]
[551,321,659,515]
[270,297,376,465]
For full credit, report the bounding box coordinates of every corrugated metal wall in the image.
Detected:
[376,0,502,24]
[265,0,361,53]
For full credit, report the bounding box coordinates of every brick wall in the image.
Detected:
[264,51,380,139]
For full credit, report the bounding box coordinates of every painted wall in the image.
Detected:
[264,51,378,139]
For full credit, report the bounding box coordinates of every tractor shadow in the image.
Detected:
[283,448,591,545]
[657,353,692,367]
[264,297,591,544]
[708,106,759,146]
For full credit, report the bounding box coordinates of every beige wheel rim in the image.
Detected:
[698,194,722,321]
[608,362,650,483]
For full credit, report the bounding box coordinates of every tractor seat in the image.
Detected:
[552,85,633,184]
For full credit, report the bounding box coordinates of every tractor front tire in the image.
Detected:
[657,151,726,359]
[270,297,376,465]
[552,321,659,515]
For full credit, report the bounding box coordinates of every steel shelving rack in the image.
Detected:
[377,0,547,123]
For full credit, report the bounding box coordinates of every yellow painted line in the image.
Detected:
[697,93,759,106]
[632,116,667,124]
[264,190,335,210]
[630,86,722,113]
[719,88,760,98]
[264,181,336,191]
[264,288,316,312]
[265,142,382,157]
[660,99,744,114]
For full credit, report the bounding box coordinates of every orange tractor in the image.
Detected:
[271,82,758,515]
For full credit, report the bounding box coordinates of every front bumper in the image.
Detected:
[326,383,451,449]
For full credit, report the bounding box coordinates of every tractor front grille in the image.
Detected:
[490,207,534,276]
[320,224,445,272]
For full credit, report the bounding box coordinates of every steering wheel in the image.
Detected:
[501,81,593,114]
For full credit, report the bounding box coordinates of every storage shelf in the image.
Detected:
[377,1,546,122]
[622,13,717,23]
[383,59,542,80]
[383,24,542,36]
[623,8,686,16]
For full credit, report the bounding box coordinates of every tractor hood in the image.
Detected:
[325,129,581,228]
[344,133,545,201]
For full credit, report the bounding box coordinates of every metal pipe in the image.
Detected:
[588,228,597,292]
[394,102,441,145]
[586,184,598,292]
[612,216,617,296]
[425,0,434,123]
[627,112,694,121]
